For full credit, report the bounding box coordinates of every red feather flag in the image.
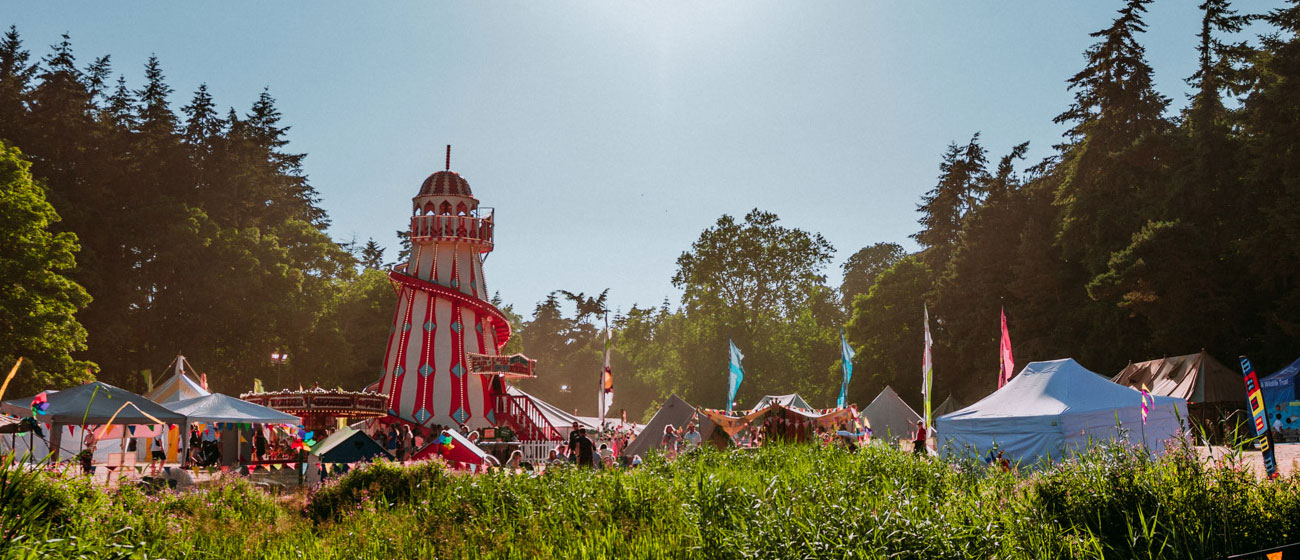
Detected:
[999,307,1015,389]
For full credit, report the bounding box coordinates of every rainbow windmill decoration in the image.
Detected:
[31,392,49,415]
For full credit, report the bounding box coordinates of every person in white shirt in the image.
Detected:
[682,424,703,449]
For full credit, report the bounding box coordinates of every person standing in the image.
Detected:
[401,425,415,461]
[567,422,583,462]
[661,425,680,459]
[912,420,928,456]
[575,429,596,468]
[682,424,702,450]
[253,428,268,463]
[386,425,399,458]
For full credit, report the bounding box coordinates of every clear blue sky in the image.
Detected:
[8,1,1279,315]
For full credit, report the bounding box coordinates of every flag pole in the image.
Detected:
[600,312,609,430]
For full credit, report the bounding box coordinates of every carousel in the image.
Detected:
[240,385,387,431]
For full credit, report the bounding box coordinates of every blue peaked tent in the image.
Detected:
[1261,356,1300,410]
[310,427,387,464]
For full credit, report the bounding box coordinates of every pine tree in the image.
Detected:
[0,26,35,144]
[913,133,988,274]
[134,55,175,137]
[181,83,220,150]
[1053,0,1172,274]
[360,238,385,269]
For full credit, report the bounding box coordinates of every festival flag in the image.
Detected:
[599,314,614,425]
[727,339,745,414]
[922,304,934,429]
[838,328,855,409]
[1240,355,1279,479]
[1139,384,1152,424]
[999,307,1015,388]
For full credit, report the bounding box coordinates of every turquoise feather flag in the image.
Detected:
[727,339,744,414]
[838,328,854,408]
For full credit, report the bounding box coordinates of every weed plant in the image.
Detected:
[3,439,1300,559]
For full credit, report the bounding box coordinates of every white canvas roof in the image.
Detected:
[146,356,210,403]
[506,386,595,434]
[861,386,921,442]
[750,394,813,411]
[937,358,1186,466]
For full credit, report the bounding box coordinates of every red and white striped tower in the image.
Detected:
[376,149,512,428]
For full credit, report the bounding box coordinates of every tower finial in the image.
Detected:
[445,145,451,171]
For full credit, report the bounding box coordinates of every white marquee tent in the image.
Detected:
[936,358,1186,466]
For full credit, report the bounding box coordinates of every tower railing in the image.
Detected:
[494,393,563,441]
[410,214,494,250]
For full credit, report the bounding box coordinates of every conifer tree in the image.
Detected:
[913,133,987,274]
[0,26,34,144]
[1053,0,1172,275]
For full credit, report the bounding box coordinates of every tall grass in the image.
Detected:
[4,439,1300,559]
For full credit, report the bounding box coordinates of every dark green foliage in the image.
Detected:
[0,141,93,393]
[0,28,377,395]
[840,241,905,310]
[842,0,1300,411]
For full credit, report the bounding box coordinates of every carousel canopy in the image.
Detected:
[165,393,301,424]
[1,382,185,425]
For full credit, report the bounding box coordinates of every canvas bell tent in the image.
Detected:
[937,358,1186,466]
[860,386,921,443]
[1112,351,1247,443]
[625,394,717,458]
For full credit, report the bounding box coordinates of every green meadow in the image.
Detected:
[4,439,1300,559]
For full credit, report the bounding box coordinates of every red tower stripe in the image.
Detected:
[387,288,418,415]
[378,286,405,392]
[448,302,466,423]
[411,289,437,424]
[474,311,494,421]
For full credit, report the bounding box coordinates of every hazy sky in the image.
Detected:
[7,2,1280,315]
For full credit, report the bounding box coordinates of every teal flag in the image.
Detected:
[727,339,744,414]
[838,328,854,409]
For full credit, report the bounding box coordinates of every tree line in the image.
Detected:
[516,0,1300,419]
[3,0,1299,421]
[0,27,393,396]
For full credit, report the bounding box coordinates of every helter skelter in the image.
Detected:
[374,148,555,439]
